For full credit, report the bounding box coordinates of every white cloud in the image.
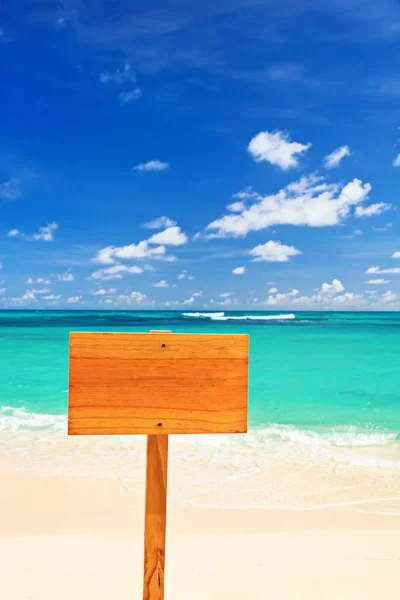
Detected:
[381,290,398,303]
[205,175,372,238]
[9,222,58,242]
[147,226,188,246]
[57,272,74,282]
[100,64,136,84]
[219,292,233,298]
[183,296,195,305]
[366,279,388,284]
[90,265,143,280]
[119,88,143,104]
[0,178,21,200]
[67,296,82,304]
[177,270,194,280]
[232,266,245,275]
[248,130,311,170]
[232,188,261,201]
[320,279,345,294]
[153,280,169,288]
[141,216,176,229]
[366,266,400,274]
[227,201,246,212]
[94,241,169,265]
[8,291,37,304]
[111,292,147,305]
[393,154,400,167]
[250,240,301,263]
[92,288,116,295]
[42,294,61,301]
[8,229,21,237]
[133,160,169,172]
[392,251,400,259]
[27,277,51,284]
[32,222,58,241]
[0,288,5,294]
[323,145,351,168]
[355,203,391,217]
[193,291,203,297]
[269,287,278,294]
[30,288,51,294]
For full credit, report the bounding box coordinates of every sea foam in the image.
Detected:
[182,312,296,321]
[0,406,66,433]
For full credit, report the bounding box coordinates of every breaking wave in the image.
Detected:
[182,312,296,321]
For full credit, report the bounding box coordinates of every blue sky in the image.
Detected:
[1,0,400,310]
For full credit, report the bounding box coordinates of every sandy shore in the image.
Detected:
[1,470,400,599]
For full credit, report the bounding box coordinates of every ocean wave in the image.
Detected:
[0,406,66,433]
[182,312,296,321]
[254,424,398,448]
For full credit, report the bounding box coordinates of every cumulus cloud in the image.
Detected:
[323,145,351,168]
[183,296,195,305]
[119,89,142,104]
[42,294,61,301]
[319,279,345,294]
[9,222,58,242]
[32,222,58,241]
[265,289,299,305]
[100,64,136,84]
[153,280,169,288]
[205,175,371,238]
[57,272,74,282]
[141,216,176,229]
[67,296,82,304]
[219,292,233,298]
[133,160,169,172]
[92,288,116,295]
[392,251,400,259]
[94,242,168,265]
[269,287,278,294]
[90,265,143,280]
[381,290,398,303]
[27,277,50,284]
[355,203,391,217]
[248,130,311,170]
[366,266,400,274]
[109,292,147,305]
[147,226,188,246]
[227,201,246,212]
[250,240,301,263]
[232,266,245,275]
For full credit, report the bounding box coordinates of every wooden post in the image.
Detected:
[143,434,169,600]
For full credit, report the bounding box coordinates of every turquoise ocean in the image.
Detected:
[1,309,400,509]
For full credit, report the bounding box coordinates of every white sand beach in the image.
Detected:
[1,439,400,599]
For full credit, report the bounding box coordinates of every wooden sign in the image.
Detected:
[68,331,249,599]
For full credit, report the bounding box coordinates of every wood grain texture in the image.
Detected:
[68,332,248,435]
[143,435,168,600]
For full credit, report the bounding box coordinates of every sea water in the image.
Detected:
[1,310,400,510]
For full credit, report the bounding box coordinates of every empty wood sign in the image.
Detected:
[68,330,249,600]
[68,331,248,436]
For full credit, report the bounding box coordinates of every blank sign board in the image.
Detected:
[68,332,249,435]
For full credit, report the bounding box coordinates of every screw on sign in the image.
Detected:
[68,330,249,599]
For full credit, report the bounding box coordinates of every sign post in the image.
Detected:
[68,330,249,599]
